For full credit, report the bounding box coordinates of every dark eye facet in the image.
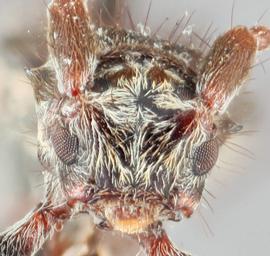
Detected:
[191,139,219,176]
[50,124,79,165]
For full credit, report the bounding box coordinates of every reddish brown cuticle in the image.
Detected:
[71,87,80,97]
[180,206,193,218]
[171,110,197,140]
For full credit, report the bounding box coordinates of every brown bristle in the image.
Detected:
[148,66,169,84]
[106,66,136,84]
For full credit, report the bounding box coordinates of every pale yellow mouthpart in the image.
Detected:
[104,202,157,235]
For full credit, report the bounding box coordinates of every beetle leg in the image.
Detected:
[0,199,75,256]
[139,224,191,256]
[0,173,82,256]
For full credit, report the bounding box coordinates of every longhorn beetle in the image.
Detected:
[1,0,270,255]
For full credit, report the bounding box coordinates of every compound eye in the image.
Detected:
[191,139,219,176]
[50,124,79,165]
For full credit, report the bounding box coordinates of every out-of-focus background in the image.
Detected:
[0,0,269,255]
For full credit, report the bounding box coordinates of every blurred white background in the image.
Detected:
[0,0,269,255]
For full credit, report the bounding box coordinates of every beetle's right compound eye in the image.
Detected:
[191,139,219,176]
[50,124,79,166]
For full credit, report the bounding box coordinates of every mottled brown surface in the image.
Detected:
[0,1,270,256]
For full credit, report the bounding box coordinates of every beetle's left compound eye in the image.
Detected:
[50,124,79,165]
[191,139,219,176]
